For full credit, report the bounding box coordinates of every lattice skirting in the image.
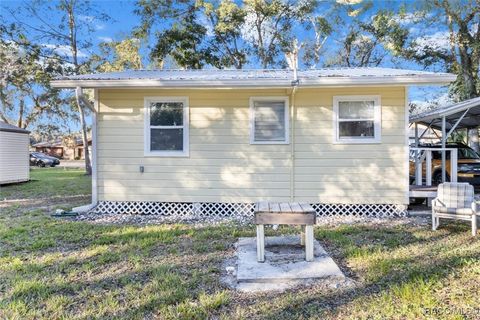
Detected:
[91,201,407,218]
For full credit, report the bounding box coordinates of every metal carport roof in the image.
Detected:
[409,96,480,130]
[409,96,480,185]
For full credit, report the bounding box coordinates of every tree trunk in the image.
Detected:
[67,2,91,175]
[468,128,479,153]
[458,28,479,153]
[75,89,92,175]
[17,99,24,128]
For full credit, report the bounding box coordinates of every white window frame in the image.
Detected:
[333,95,381,144]
[144,96,189,157]
[249,96,290,145]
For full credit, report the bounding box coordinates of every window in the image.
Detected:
[250,97,289,144]
[333,96,381,143]
[144,97,189,156]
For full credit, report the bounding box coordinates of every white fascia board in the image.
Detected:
[300,74,456,86]
[51,79,293,88]
[50,74,456,89]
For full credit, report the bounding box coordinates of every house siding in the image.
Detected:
[96,87,407,204]
[0,131,30,184]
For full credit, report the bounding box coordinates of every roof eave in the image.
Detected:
[0,122,30,134]
[50,79,293,89]
[0,128,30,134]
[50,74,456,89]
[300,75,456,86]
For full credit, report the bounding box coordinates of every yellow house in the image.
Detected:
[51,68,455,216]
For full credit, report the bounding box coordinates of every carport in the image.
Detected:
[409,96,480,199]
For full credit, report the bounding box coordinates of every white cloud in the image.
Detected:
[196,12,214,37]
[391,12,426,25]
[78,15,95,23]
[409,27,419,34]
[95,23,105,31]
[78,15,95,22]
[42,44,89,58]
[78,14,105,30]
[336,0,363,4]
[410,93,453,115]
[470,23,479,36]
[352,34,373,46]
[241,10,275,46]
[98,36,113,43]
[413,31,450,54]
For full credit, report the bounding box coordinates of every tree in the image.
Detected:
[134,0,210,69]
[135,0,320,69]
[390,1,480,100]
[136,0,247,69]
[91,38,143,72]
[242,0,317,68]
[371,1,480,150]
[0,36,72,130]
[32,124,64,144]
[323,1,406,68]
[301,15,332,68]
[201,0,248,69]
[151,10,209,69]
[2,0,111,175]
[413,1,480,151]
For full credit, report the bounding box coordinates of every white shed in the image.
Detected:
[0,121,30,184]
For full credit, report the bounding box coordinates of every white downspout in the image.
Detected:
[290,85,297,202]
[72,88,98,212]
[289,47,299,202]
[91,88,98,204]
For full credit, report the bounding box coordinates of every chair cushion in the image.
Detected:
[433,206,474,215]
[437,183,474,208]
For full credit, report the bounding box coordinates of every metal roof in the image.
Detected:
[0,121,30,134]
[33,137,91,148]
[51,67,456,88]
[409,96,480,130]
[32,141,62,147]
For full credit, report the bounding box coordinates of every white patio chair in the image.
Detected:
[432,182,478,236]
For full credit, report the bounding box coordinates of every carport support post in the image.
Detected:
[442,116,447,183]
[414,123,421,185]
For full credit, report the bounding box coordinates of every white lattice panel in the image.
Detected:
[92,201,406,218]
[311,203,407,217]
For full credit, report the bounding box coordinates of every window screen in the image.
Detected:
[252,100,287,142]
[147,99,188,155]
[336,99,378,141]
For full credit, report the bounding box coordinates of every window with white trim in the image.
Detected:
[250,97,289,144]
[333,96,381,143]
[144,97,189,156]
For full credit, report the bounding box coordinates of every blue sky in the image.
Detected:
[1,0,453,133]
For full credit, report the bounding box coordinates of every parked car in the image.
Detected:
[30,152,60,167]
[409,143,480,185]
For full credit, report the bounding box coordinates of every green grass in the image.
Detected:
[0,167,91,200]
[1,169,479,319]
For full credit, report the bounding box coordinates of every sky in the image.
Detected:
[1,0,454,134]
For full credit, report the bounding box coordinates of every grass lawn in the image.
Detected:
[1,168,479,319]
[0,167,91,200]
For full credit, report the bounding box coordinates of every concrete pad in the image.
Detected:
[235,279,317,292]
[236,236,344,283]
